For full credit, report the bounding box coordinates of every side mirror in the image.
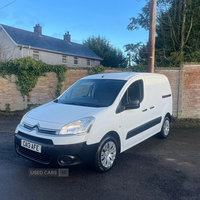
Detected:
[125,99,140,110]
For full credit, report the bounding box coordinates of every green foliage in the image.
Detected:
[127,0,173,32]
[0,57,67,97]
[130,64,148,73]
[27,103,40,111]
[172,118,200,129]
[126,0,200,67]
[167,52,185,67]
[127,2,150,31]
[87,65,105,75]
[124,42,149,67]
[83,36,128,68]
[5,104,10,112]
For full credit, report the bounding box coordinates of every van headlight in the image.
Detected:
[59,117,95,135]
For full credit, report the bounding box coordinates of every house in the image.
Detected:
[0,24,102,67]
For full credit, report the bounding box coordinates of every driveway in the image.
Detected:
[0,115,200,200]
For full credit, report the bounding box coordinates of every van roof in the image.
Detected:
[83,72,166,81]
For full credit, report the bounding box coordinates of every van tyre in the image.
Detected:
[93,136,118,173]
[159,116,170,139]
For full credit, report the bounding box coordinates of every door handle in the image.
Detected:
[150,106,155,109]
[142,109,147,112]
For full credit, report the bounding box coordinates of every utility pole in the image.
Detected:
[148,0,157,73]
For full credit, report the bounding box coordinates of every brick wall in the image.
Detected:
[0,75,25,111]
[0,70,89,111]
[0,65,200,119]
[178,64,200,118]
[156,64,200,118]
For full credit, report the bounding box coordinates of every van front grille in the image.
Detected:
[18,146,52,164]
[22,123,58,135]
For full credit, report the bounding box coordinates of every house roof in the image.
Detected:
[0,24,102,60]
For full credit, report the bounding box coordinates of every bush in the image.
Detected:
[0,57,68,97]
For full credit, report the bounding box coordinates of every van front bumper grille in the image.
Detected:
[18,146,52,164]
[15,132,54,165]
[21,122,59,135]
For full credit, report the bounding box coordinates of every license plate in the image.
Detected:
[21,139,42,153]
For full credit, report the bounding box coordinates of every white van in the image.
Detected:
[15,72,172,172]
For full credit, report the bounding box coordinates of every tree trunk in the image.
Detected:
[180,0,187,54]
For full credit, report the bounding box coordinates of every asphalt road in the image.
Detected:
[0,117,200,200]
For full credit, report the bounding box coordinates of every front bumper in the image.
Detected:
[15,131,98,167]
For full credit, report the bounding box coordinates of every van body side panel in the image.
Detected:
[120,74,172,153]
[144,76,172,131]
[144,76,166,133]
[86,106,123,147]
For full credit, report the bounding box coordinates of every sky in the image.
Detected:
[0,0,148,54]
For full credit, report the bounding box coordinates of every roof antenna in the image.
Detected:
[102,75,105,78]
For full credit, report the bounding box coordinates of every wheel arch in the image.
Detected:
[103,131,121,153]
[165,112,172,122]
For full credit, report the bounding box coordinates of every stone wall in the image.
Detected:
[178,64,200,118]
[0,64,200,119]
[156,63,200,118]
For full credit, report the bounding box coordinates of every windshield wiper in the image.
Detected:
[58,101,108,107]
[63,102,107,107]
[92,104,108,107]
[63,102,80,105]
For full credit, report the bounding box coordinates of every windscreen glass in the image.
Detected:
[57,79,126,107]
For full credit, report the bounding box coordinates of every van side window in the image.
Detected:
[121,80,143,107]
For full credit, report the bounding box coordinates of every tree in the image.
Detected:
[125,0,200,67]
[83,36,128,68]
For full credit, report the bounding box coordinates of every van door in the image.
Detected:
[118,78,147,151]
[119,77,159,152]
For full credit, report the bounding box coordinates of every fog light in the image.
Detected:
[58,155,75,166]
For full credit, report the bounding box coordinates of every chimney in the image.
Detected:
[34,24,42,35]
[64,31,71,42]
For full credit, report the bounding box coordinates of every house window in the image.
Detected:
[74,57,78,65]
[62,55,67,63]
[87,59,90,66]
[33,51,39,60]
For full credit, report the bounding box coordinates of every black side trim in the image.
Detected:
[162,94,171,98]
[126,117,162,140]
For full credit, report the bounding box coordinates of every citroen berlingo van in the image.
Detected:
[15,72,172,172]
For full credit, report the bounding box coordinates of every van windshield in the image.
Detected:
[57,79,126,107]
